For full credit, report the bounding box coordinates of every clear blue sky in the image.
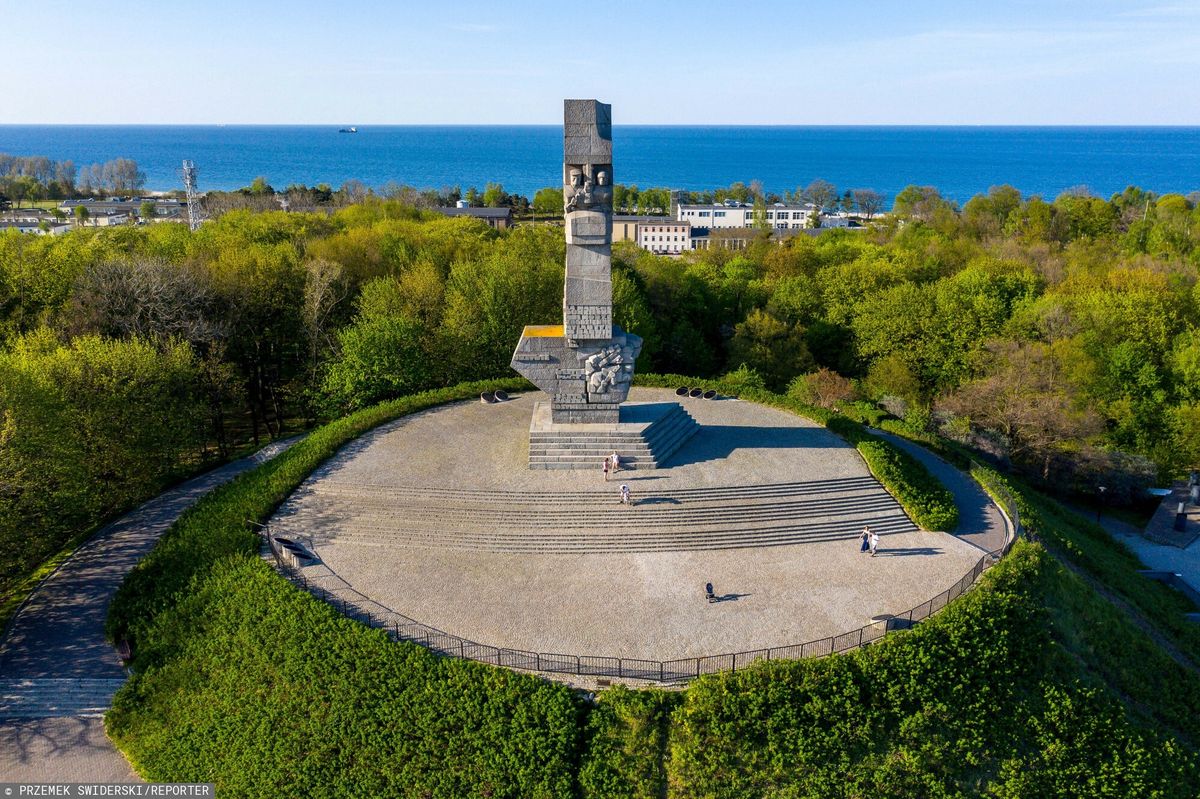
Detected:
[6,0,1198,124]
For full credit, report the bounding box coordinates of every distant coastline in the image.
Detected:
[2,125,1198,200]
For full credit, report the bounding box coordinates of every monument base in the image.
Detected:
[528,401,699,470]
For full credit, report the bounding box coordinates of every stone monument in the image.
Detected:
[511,100,698,469]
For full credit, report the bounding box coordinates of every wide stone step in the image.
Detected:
[0,678,126,719]
[291,494,898,528]
[295,514,916,554]
[306,476,882,505]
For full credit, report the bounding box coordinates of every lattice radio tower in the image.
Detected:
[181,160,203,231]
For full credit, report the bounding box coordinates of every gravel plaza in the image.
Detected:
[269,388,988,661]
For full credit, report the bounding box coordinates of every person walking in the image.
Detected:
[603,457,610,482]
[609,451,620,476]
[869,530,880,557]
[860,526,871,554]
[620,484,631,506]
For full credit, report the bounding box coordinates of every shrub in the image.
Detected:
[856,440,959,531]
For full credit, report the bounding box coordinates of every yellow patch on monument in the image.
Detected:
[523,324,565,338]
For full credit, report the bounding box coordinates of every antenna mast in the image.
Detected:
[181,160,203,231]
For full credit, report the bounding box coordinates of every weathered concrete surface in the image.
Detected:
[270,389,985,661]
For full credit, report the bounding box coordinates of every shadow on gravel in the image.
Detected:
[874,546,943,557]
[665,424,843,467]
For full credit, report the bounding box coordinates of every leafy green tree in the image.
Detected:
[727,308,814,390]
[321,314,431,412]
[482,182,507,208]
[532,187,563,219]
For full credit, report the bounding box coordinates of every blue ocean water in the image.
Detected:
[1,125,1198,202]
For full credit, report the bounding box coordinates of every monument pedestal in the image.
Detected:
[528,401,699,470]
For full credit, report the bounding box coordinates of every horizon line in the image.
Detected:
[3,122,1200,129]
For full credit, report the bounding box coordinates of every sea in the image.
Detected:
[1,125,1199,202]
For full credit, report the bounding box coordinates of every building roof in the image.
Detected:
[60,198,184,212]
[436,207,512,219]
[613,214,669,223]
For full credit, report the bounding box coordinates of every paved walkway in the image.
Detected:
[0,437,300,782]
[868,429,1010,554]
[1142,484,1200,548]
[1095,513,1200,594]
[269,391,986,662]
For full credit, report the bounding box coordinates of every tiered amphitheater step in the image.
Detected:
[528,403,699,469]
[273,476,918,555]
[0,678,125,719]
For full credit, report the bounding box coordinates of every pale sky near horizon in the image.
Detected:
[4,0,1199,125]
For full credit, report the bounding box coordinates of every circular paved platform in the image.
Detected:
[269,388,984,661]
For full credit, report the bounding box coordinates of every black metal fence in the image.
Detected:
[266,479,1020,683]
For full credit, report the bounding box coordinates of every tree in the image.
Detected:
[68,258,219,344]
[892,185,953,222]
[940,341,1103,480]
[321,314,431,412]
[482,182,508,208]
[802,179,837,211]
[248,176,275,195]
[727,308,814,390]
[788,367,857,409]
[532,187,563,220]
[963,185,1022,237]
[851,189,885,220]
[73,205,89,226]
[139,200,157,220]
[8,175,37,208]
[103,158,145,194]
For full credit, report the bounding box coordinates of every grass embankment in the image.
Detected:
[876,417,1200,670]
[580,541,1199,798]
[635,374,959,531]
[107,379,1198,796]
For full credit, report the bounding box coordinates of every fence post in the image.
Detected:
[536,653,541,671]
[696,658,700,679]
[618,659,624,679]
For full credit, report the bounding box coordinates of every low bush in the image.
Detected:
[855,439,959,531]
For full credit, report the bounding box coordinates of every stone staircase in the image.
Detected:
[0,678,125,719]
[275,476,918,555]
[528,402,699,470]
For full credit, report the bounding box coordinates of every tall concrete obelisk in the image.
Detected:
[511,99,642,423]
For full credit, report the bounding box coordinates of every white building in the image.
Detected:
[636,220,692,254]
[677,201,815,230]
[0,219,72,236]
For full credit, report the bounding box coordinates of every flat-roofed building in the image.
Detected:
[435,206,513,230]
[0,219,71,236]
[677,201,815,230]
[613,214,666,242]
[60,198,186,222]
[637,220,692,255]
